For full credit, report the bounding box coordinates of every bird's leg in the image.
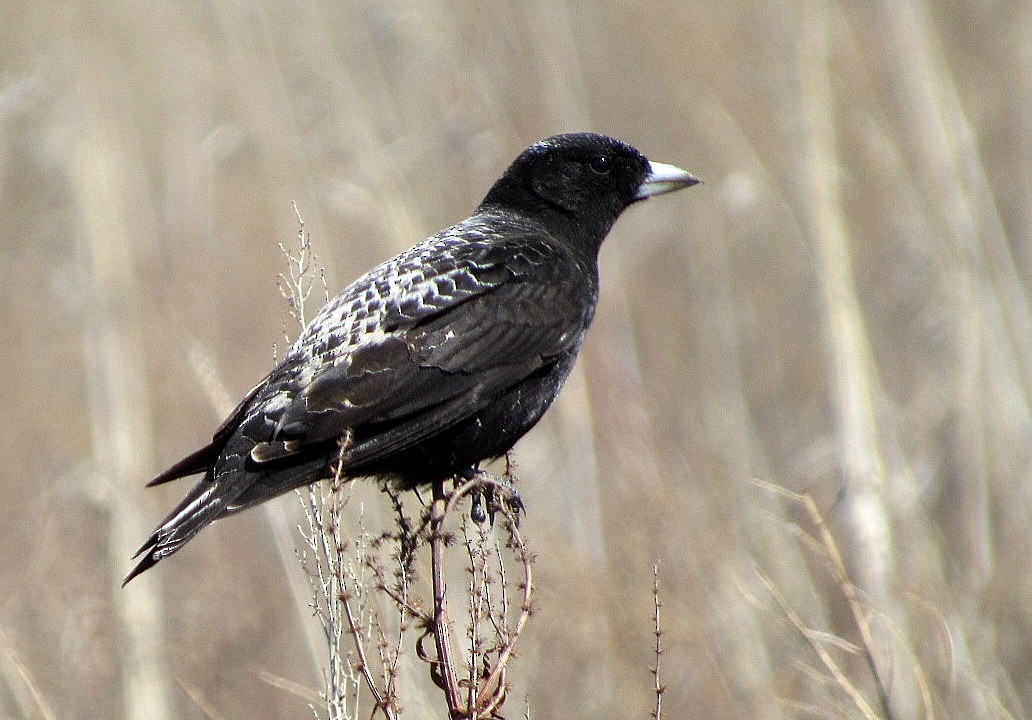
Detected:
[456,465,524,526]
[456,467,489,524]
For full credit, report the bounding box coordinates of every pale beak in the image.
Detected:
[635,160,701,200]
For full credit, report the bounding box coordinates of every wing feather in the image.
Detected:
[246,265,591,470]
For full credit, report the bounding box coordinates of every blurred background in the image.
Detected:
[2,1,1031,718]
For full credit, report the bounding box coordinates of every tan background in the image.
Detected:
[2,1,1030,718]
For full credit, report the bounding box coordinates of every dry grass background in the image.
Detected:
[1,1,1031,718]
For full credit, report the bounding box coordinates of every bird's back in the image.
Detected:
[280,214,592,450]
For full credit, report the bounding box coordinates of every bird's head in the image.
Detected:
[479,133,699,251]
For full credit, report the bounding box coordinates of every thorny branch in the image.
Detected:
[429,478,464,713]
[651,563,665,720]
[299,463,533,720]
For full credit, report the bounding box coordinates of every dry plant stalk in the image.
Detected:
[752,479,936,720]
[277,203,330,349]
[650,564,665,720]
[281,211,534,720]
[434,462,534,720]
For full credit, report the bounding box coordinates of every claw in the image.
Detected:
[456,466,525,525]
[489,483,525,526]
[483,474,524,526]
[470,488,488,523]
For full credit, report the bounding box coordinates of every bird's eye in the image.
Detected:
[589,156,611,174]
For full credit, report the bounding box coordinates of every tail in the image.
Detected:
[124,382,272,585]
[122,475,228,586]
[123,444,334,585]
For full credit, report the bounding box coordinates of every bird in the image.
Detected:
[124,133,699,585]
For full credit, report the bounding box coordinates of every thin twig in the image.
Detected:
[175,676,229,720]
[465,518,485,716]
[430,477,464,716]
[330,442,394,720]
[478,509,532,715]
[651,563,665,720]
[798,490,892,719]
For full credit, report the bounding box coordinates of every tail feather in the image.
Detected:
[146,441,221,486]
[223,450,334,515]
[126,381,273,585]
[146,380,265,489]
[125,399,337,585]
[121,548,161,586]
[122,477,228,586]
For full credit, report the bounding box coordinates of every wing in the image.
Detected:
[247,229,596,472]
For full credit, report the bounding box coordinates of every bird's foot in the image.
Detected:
[457,468,524,525]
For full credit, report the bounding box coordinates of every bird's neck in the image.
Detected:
[475,200,614,262]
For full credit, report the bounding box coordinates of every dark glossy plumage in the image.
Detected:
[125,133,699,584]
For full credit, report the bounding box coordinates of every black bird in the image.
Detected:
[125,133,699,585]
